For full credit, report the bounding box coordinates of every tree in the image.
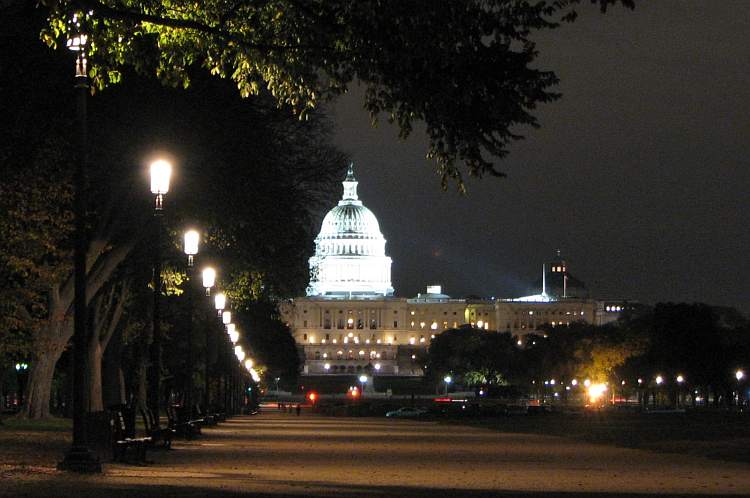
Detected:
[39,0,634,188]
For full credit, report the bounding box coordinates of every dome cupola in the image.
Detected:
[307,164,394,298]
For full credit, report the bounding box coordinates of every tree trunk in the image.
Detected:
[87,341,104,412]
[22,338,67,418]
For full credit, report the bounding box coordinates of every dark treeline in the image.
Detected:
[428,303,750,406]
[0,4,344,418]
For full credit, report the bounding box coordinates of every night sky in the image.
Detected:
[330,1,750,312]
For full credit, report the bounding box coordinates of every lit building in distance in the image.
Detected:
[280,166,632,377]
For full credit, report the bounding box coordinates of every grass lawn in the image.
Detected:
[0,416,71,468]
[445,410,750,463]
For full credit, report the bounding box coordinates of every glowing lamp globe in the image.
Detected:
[234,346,245,362]
[244,359,254,371]
[184,230,199,256]
[226,323,236,334]
[229,330,239,344]
[150,159,172,195]
[222,311,232,325]
[202,267,216,289]
[214,293,226,311]
[249,368,261,383]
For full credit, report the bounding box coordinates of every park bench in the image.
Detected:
[167,404,201,439]
[112,409,150,464]
[194,404,217,426]
[139,407,174,449]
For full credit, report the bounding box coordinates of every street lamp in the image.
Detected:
[222,311,232,325]
[58,13,101,474]
[201,267,216,412]
[229,328,239,344]
[235,346,246,362]
[443,375,452,395]
[736,370,745,406]
[215,293,226,317]
[148,158,172,434]
[183,229,199,420]
[184,230,199,266]
[150,159,171,211]
[202,267,215,296]
[359,375,368,398]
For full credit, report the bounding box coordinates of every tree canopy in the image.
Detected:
[38,0,634,188]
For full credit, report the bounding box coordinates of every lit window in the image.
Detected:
[420,322,426,329]
[410,311,415,316]
[348,332,354,338]
[359,350,365,356]
[430,322,438,330]
[409,337,416,345]
[420,336,426,343]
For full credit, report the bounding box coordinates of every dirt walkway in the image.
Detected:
[3,408,750,497]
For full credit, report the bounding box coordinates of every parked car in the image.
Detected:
[385,406,427,418]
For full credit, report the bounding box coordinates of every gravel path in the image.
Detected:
[4,407,750,497]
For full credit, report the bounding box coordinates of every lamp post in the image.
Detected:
[359,375,368,399]
[234,346,246,414]
[183,230,199,420]
[58,16,101,473]
[215,293,226,318]
[443,375,452,395]
[736,369,745,406]
[148,159,171,430]
[201,268,215,412]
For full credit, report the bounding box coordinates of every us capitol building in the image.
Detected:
[280,166,630,378]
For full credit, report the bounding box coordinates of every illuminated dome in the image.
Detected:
[307,164,394,297]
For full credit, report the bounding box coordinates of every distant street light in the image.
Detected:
[184,230,199,266]
[215,293,226,317]
[148,158,171,435]
[359,375,368,398]
[222,311,232,325]
[183,230,199,420]
[676,375,684,384]
[736,370,745,382]
[201,267,216,411]
[235,345,246,362]
[58,14,101,473]
[655,375,664,385]
[443,375,452,394]
[202,267,216,296]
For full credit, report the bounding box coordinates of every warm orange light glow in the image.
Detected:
[587,383,607,404]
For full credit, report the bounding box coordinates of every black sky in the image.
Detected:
[330,1,750,312]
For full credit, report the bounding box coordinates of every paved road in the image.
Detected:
[5,407,750,497]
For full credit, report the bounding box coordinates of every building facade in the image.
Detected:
[279,166,631,377]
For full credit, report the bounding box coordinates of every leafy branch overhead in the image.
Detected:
[40,0,634,188]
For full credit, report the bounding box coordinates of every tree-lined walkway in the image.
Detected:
[3,409,750,497]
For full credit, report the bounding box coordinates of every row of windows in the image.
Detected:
[310,350,391,360]
[302,333,435,345]
[323,364,381,373]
